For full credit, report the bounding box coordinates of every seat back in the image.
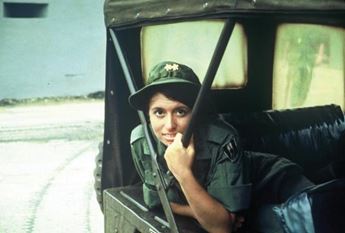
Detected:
[222,104,345,183]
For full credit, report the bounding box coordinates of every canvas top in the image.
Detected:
[104,0,345,28]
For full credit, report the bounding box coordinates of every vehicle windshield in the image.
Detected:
[141,20,247,89]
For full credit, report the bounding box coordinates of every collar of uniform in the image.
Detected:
[200,118,235,144]
[157,140,167,157]
[138,124,161,156]
[194,118,238,160]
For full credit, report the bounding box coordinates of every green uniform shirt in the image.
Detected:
[130,118,304,212]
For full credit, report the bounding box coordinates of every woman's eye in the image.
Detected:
[154,109,165,117]
[176,108,189,117]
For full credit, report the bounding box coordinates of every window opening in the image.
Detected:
[4,2,48,18]
[273,24,345,110]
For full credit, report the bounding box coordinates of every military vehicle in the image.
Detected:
[94,0,345,232]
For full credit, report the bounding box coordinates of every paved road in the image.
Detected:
[0,101,104,233]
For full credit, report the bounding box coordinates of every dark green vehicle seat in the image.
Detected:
[221,104,345,184]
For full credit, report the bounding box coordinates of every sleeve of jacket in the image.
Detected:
[130,125,146,182]
[205,122,252,212]
[130,125,160,209]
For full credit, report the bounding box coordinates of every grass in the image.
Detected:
[0,91,105,107]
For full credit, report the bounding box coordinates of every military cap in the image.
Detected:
[129,61,201,110]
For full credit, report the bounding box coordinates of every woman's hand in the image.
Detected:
[165,133,232,233]
[170,202,195,218]
[164,133,195,182]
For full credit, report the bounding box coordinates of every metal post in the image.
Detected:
[182,18,235,147]
[109,28,180,233]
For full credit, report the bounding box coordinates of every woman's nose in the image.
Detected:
[164,114,176,130]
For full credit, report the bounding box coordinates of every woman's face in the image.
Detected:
[148,92,192,146]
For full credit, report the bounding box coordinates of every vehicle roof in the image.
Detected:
[104,0,345,28]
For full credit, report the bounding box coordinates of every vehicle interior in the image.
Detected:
[95,0,345,232]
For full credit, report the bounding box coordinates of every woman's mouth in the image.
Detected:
[162,133,176,142]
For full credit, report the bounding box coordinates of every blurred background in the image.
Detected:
[0,0,106,232]
[0,0,105,100]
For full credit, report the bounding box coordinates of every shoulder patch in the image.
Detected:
[130,124,145,144]
[223,138,240,162]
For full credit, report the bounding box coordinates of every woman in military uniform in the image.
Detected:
[128,61,314,233]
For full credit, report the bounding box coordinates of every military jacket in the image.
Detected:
[130,118,303,212]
